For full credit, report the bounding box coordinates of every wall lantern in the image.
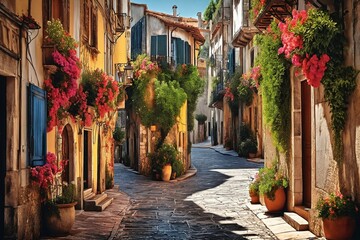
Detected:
[115,59,134,86]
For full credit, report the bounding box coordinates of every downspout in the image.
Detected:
[193,38,196,65]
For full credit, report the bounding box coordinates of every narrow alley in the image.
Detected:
[112,147,275,239]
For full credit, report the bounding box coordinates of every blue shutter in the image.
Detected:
[157,35,167,56]
[28,84,47,166]
[151,35,157,57]
[131,17,144,60]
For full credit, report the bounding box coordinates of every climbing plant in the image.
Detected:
[255,20,291,153]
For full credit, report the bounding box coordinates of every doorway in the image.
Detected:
[83,130,92,190]
[0,77,6,236]
[62,124,74,184]
[301,81,312,207]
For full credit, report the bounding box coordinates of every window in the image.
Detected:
[250,48,255,67]
[151,35,167,57]
[28,84,47,166]
[43,0,70,37]
[131,17,144,60]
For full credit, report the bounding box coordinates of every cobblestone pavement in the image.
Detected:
[112,147,277,240]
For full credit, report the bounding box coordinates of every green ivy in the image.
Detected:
[175,65,205,131]
[255,21,291,153]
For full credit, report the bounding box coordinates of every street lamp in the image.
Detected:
[115,59,134,86]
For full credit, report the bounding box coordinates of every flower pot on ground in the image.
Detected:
[249,172,261,204]
[161,163,172,182]
[316,192,358,239]
[30,152,77,236]
[43,201,77,236]
[258,163,288,212]
[264,187,286,212]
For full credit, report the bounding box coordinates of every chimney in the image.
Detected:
[172,5,177,17]
[197,12,202,28]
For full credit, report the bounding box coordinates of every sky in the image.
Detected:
[131,0,210,18]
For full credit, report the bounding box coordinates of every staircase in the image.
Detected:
[83,188,113,211]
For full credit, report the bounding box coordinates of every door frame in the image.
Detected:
[290,67,314,208]
[0,76,6,236]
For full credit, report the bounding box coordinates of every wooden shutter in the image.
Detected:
[28,84,47,166]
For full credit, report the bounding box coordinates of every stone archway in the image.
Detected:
[62,124,75,184]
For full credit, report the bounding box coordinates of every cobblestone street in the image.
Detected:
[112,147,276,239]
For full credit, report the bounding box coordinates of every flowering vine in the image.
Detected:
[44,20,82,132]
[277,9,337,87]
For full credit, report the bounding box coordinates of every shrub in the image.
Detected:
[195,113,207,124]
[113,126,125,143]
[172,159,184,178]
[149,144,178,174]
[238,138,257,157]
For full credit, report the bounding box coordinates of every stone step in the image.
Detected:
[93,197,114,212]
[84,188,93,198]
[283,212,309,231]
[84,193,108,210]
[84,192,96,200]
[294,205,310,221]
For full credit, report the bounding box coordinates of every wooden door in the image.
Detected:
[301,81,312,207]
[83,131,92,189]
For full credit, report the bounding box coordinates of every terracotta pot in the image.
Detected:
[44,202,77,236]
[323,216,356,240]
[249,153,256,158]
[264,187,286,212]
[249,191,260,204]
[170,172,177,180]
[161,164,172,182]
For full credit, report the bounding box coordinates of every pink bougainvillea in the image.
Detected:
[277,9,331,88]
[95,72,120,119]
[30,152,68,192]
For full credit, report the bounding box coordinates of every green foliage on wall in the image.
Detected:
[175,64,205,131]
[255,21,291,153]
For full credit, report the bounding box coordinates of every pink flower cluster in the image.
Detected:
[278,9,330,88]
[69,86,93,127]
[95,73,120,119]
[30,152,68,192]
[301,54,330,87]
[134,57,159,79]
[45,50,81,132]
[224,86,234,101]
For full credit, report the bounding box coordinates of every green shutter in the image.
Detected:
[157,35,167,56]
[151,35,157,57]
[28,84,47,166]
[176,38,184,65]
[185,42,190,64]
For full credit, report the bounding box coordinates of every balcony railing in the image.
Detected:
[253,0,297,31]
[110,10,130,35]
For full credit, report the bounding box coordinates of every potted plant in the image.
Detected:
[238,138,257,158]
[258,163,288,212]
[30,152,77,236]
[316,192,358,239]
[149,144,178,182]
[249,172,260,204]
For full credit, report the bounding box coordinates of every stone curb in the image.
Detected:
[169,165,197,183]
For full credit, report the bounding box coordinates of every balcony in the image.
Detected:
[232,0,259,47]
[110,10,130,36]
[209,71,226,109]
[253,0,297,31]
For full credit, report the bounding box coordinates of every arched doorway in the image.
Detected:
[62,124,75,184]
